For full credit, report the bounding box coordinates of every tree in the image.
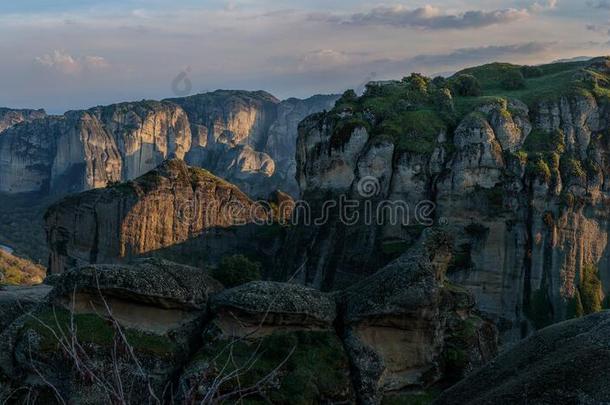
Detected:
[403,73,430,94]
[501,70,526,90]
[521,65,543,78]
[431,76,448,88]
[212,255,262,288]
[339,89,357,104]
[452,75,482,97]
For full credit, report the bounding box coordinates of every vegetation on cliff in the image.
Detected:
[0,249,45,285]
[327,57,610,160]
[211,254,262,287]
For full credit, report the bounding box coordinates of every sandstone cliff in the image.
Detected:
[0,91,338,198]
[44,159,272,274]
[288,57,610,342]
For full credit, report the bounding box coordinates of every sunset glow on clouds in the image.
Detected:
[0,0,608,113]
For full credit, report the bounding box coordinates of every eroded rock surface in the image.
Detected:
[0,259,222,404]
[435,311,610,405]
[287,57,610,343]
[44,159,269,274]
[0,91,338,198]
[339,231,497,403]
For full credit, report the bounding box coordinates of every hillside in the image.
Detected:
[0,249,45,285]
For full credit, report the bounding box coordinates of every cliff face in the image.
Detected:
[169,91,338,196]
[0,108,46,133]
[289,57,610,341]
[0,101,189,194]
[44,159,268,274]
[0,91,337,198]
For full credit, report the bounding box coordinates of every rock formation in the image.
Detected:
[44,159,278,274]
[338,230,496,403]
[0,91,338,198]
[0,258,223,404]
[435,310,610,404]
[287,57,610,342]
[0,243,495,403]
[0,108,46,133]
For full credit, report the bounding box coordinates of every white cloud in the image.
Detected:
[324,5,531,30]
[35,50,110,74]
[530,0,559,12]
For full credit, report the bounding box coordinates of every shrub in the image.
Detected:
[403,73,430,94]
[579,265,603,315]
[338,89,357,104]
[212,254,262,288]
[501,70,526,90]
[452,74,482,97]
[526,288,553,329]
[521,65,544,78]
[527,157,551,183]
[431,76,448,88]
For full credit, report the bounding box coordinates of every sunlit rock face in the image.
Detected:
[44,159,268,274]
[0,91,338,198]
[0,101,189,195]
[170,91,338,197]
[284,58,610,342]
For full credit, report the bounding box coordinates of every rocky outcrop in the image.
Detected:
[179,280,352,403]
[435,311,610,404]
[0,259,222,404]
[0,284,51,330]
[0,108,46,133]
[47,258,222,312]
[0,251,494,403]
[44,159,271,274]
[288,57,610,343]
[0,91,337,198]
[169,91,338,197]
[339,231,497,403]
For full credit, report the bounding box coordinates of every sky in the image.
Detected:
[0,0,609,113]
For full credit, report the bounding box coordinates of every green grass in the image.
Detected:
[451,60,598,117]
[24,307,179,357]
[381,109,446,153]
[195,331,352,404]
[326,57,609,162]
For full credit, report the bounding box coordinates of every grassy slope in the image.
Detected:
[0,248,45,285]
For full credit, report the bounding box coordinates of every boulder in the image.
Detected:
[435,311,610,404]
[178,281,354,403]
[210,281,337,334]
[338,231,497,403]
[0,284,51,330]
[0,259,222,404]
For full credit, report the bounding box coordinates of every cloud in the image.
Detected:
[297,49,371,71]
[323,5,531,30]
[530,0,559,12]
[404,42,556,71]
[35,50,110,74]
[587,0,610,9]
